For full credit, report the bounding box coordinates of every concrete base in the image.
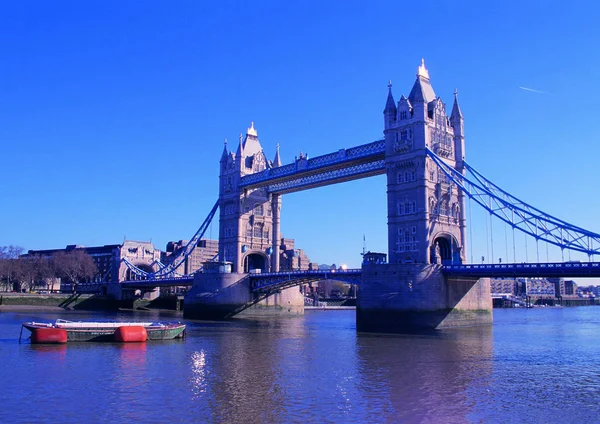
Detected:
[184,272,304,320]
[357,263,492,333]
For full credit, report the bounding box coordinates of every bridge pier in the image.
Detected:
[184,272,304,320]
[357,263,492,332]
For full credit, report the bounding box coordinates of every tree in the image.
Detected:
[52,250,98,291]
[0,245,24,292]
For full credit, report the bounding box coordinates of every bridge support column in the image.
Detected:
[357,263,492,332]
[184,272,303,319]
[271,194,281,272]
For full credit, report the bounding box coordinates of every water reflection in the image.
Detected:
[189,318,308,423]
[355,327,494,423]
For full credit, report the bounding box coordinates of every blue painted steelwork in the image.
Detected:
[250,269,362,293]
[426,148,600,257]
[240,140,385,194]
[444,262,600,278]
[122,200,219,280]
[121,276,194,288]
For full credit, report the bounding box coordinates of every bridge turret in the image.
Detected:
[218,122,279,274]
[273,143,282,168]
[450,89,465,167]
[384,81,397,130]
[384,59,466,266]
[407,59,435,124]
[220,139,229,164]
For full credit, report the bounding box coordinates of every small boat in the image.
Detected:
[21,319,186,343]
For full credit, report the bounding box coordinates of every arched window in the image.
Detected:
[254,224,263,238]
[253,203,264,216]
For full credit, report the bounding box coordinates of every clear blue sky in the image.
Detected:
[2,1,600,268]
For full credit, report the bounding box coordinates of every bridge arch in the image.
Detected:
[125,263,155,281]
[243,251,269,273]
[431,233,461,265]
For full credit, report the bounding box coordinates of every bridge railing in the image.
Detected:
[444,261,600,277]
[250,269,362,292]
[240,140,385,187]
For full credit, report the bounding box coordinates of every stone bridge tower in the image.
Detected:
[357,60,491,332]
[384,59,467,266]
[218,123,282,273]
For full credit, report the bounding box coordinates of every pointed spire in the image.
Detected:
[220,138,228,162]
[450,89,463,121]
[273,143,282,167]
[408,59,436,104]
[236,132,244,157]
[417,58,430,79]
[247,121,257,137]
[384,80,397,115]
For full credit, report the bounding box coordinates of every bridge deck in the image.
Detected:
[444,262,600,278]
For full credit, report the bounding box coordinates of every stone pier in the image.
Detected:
[357,263,492,332]
[184,272,304,320]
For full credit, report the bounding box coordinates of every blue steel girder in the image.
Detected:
[122,199,219,280]
[444,262,600,278]
[239,140,385,194]
[426,148,600,257]
[121,276,195,288]
[250,269,362,293]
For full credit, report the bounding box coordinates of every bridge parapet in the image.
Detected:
[444,262,600,278]
[251,269,362,293]
[239,140,385,188]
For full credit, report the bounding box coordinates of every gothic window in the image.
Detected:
[430,171,434,181]
[400,111,407,120]
[397,202,404,215]
[400,130,408,141]
[397,172,404,184]
[267,206,272,216]
[440,201,449,216]
[254,224,263,238]
[225,203,234,215]
[410,171,415,181]
[253,203,264,216]
[223,246,232,262]
[264,229,270,240]
[246,225,253,238]
[412,226,416,234]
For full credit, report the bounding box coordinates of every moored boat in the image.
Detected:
[21,319,186,343]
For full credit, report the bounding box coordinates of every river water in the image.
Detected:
[0,307,599,423]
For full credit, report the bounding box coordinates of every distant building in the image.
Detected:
[362,252,387,265]
[279,238,313,271]
[490,278,516,295]
[25,240,162,292]
[163,239,219,275]
[564,280,577,296]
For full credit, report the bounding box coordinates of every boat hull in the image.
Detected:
[22,321,186,343]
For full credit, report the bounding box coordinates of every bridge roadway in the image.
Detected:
[120,261,600,289]
[443,261,600,278]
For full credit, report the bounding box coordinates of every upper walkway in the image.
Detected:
[239,140,385,194]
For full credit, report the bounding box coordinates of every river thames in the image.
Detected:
[1,307,599,423]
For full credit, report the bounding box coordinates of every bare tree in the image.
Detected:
[0,245,24,292]
[52,250,98,292]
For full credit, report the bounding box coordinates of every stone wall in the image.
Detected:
[357,263,492,332]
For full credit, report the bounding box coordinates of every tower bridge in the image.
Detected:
[121,60,600,332]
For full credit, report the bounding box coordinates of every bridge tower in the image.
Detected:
[358,60,491,332]
[218,123,281,273]
[184,122,302,320]
[384,59,467,266]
